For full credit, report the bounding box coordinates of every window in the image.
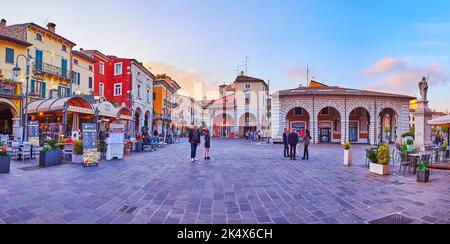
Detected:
[59,86,70,98]
[114,63,122,75]
[147,90,150,102]
[153,92,156,100]
[137,84,141,99]
[36,33,42,41]
[320,107,330,115]
[99,62,105,75]
[245,84,251,90]
[5,48,14,64]
[31,80,46,98]
[88,77,93,89]
[61,59,68,78]
[72,72,80,85]
[245,93,250,104]
[73,59,79,65]
[99,83,104,97]
[62,44,67,52]
[89,65,93,71]
[114,83,122,96]
[294,107,303,116]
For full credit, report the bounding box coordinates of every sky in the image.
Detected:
[2,0,450,111]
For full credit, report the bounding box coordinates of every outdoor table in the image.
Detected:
[408,153,426,174]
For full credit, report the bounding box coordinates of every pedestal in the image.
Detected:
[414,99,433,151]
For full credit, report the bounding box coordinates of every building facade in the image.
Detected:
[202,73,270,138]
[152,77,181,135]
[71,50,96,97]
[271,81,415,145]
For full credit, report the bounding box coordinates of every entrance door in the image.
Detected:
[320,128,331,143]
[292,122,306,141]
[349,122,358,142]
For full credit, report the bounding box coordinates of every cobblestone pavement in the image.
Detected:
[0,139,449,224]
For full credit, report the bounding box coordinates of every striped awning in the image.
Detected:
[27,96,95,114]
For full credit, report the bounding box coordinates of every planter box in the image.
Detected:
[417,170,430,183]
[370,162,390,175]
[39,150,62,167]
[0,156,11,174]
[72,154,84,164]
[343,150,352,166]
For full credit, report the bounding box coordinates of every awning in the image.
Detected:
[117,107,133,121]
[94,101,117,118]
[428,115,450,126]
[27,96,95,115]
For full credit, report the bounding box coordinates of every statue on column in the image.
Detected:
[419,76,429,101]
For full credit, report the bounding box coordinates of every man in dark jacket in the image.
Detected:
[283,128,290,158]
[189,126,201,162]
[288,128,299,160]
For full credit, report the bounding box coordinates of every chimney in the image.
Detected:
[0,19,6,27]
[240,71,245,76]
[47,22,56,32]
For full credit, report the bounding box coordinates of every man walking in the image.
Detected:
[288,128,299,160]
[283,128,290,158]
[189,126,201,162]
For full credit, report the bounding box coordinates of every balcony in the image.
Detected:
[0,79,21,98]
[32,61,70,80]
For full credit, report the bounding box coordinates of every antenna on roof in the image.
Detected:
[305,64,312,86]
[43,18,49,25]
[244,56,250,76]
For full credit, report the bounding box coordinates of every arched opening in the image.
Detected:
[135,108,142,133]
[349,107,371,144]
[144,111,150,129]
[378,108,398,144]
[286,107,310,139]
[213,113,234,138]
[318,106,341,143]
[0,101,18,136]
[239,112,257,138]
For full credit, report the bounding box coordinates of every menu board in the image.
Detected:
[28,121,40,146]
[82,123,98,167]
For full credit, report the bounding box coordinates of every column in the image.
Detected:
[270,95,282,143]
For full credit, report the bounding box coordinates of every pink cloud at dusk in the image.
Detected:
[364,58,448,95]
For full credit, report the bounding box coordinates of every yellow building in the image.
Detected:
[0,20,76,101]
[0,32,31,136]
[152,77,181,134]
[71,50,96,96]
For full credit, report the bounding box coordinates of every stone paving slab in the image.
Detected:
[0,139,449,224]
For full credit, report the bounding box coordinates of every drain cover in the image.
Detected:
[369,214,414,224]
[118,205,138,214]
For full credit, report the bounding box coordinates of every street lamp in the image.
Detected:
[13,49,32,143]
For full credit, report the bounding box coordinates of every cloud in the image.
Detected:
[144,61,219,100]
[364,58,449,94]
[364,58,406,76]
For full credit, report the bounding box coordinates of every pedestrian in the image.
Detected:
[302,129,311,160]
[245,130,250,141]
[283,128,290,158]
[250,130,254,142]
[257,130,262,141]
[188,126,201,162]
[288,128,299,160]
[203,128,211,160]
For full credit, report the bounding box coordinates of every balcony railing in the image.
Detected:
[0,80,20,97]
[33,61,70,80]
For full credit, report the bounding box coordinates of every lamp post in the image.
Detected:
[13,49,32,143]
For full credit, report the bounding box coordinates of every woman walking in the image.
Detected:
[204,128,211,160]
[302,129,311,160]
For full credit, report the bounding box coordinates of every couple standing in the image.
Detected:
[188,126,211,162]
[283,128,311,160]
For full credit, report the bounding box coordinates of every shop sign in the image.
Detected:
[68,106,95,115]
[82,123,98,167]
[28,121,40,146]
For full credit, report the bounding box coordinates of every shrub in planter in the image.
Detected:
[369,144,391,175]
[416,161,430,183]
[0,147,11,174]
[367,149,378,164]
[343,142,352,166]
[39,140,62,167]
[406,140,414,152]
[72,140,84,164]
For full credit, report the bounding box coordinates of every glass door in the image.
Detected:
[349,122,358,142]
[320,128,331,142]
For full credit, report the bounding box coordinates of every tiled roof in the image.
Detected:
[234,74,268,87]
[277,85,415,100]
[72,50,97,63]
[80,49,110,61]
[0,22,76,46]
[0,34,32,47]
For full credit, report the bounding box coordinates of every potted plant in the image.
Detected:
[39,139,62,167]
[416,161,430,182]
[343,142,352,166]
[370,144,391,175]
[406,139,414,153]
[72,140,84,164]
[0,144,11,174]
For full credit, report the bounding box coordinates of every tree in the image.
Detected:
[441,126,449,134]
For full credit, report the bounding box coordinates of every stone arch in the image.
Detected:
[0,98,19,117]
[348,107,371,144]
[135,107,142,132]
[0,98,20,136]
[316,105,343,143]
[213,112,235,138]
[144,110,151,129]
[378,107,399,144]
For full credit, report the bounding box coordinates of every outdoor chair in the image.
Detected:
[32,146,42,159]
[399,152,412,175]
[365,149,370,168]
[62,143,73,161]
[17,144,32,161]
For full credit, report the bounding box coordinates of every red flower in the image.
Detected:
[2,148,7,153]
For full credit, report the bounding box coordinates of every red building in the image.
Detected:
[81,50,155,132]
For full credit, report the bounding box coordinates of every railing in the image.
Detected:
[33,61,69,79]
[0,80,20,96]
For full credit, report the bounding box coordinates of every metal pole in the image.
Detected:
[22,49,31,143]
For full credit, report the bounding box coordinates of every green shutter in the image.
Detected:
[58,86,62,97]
[30,80,35,94]
[41,82,46,98]
[67,87,71,97]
